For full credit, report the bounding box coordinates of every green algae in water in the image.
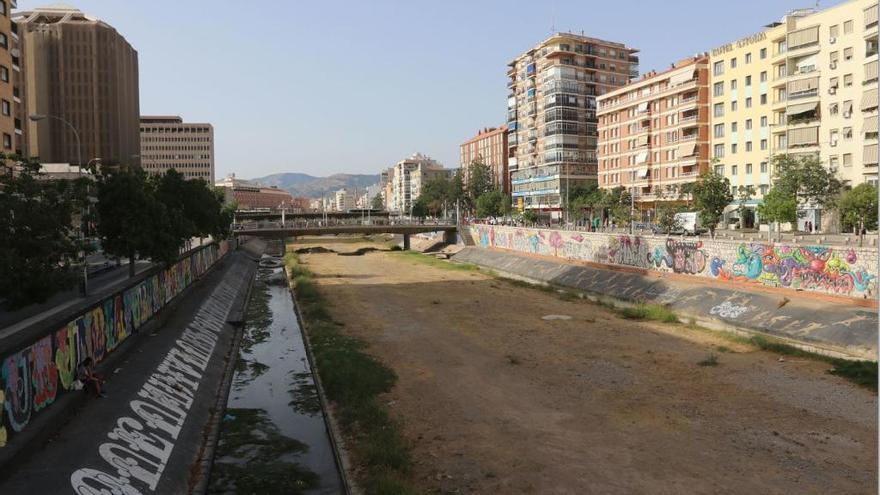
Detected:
[288,370,321,416]
[209,408,319,494]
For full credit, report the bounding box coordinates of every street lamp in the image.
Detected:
[30,113,89,295]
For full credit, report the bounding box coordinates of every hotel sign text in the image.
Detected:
[711,31,767,56]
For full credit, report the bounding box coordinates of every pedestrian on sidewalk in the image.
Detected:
[77,357,106,398]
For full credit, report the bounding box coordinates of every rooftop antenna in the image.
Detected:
[551,2,556,33]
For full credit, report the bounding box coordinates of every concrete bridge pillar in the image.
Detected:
[443,229,456,244]
[403,233,411,251]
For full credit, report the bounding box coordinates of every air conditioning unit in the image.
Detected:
[829,37,837,44]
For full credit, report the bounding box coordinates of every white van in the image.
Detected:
[673,212,704,235]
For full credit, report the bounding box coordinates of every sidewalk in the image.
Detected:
[453,247,878,360]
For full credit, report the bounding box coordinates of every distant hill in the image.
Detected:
[249,172,380,198]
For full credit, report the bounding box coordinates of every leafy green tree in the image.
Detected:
[371,193,384,210]
[466,160,493,211]
[475,189,510,218]
[656,204,683,234]
[565,183,604,225]
[522,209,539,224]
[601,186,633,228]
[692,170,733,238]
[678,182,695,208]
[0,157,92,307]
[756,188,797,238]
[838,183,878,237]
[771,154,842,209]
[410,196,429,219]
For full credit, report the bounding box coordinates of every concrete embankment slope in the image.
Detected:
[453,247,878,360]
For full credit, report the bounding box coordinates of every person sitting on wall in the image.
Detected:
[77,357,106,398]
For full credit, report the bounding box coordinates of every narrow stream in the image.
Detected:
[208,262,343,494]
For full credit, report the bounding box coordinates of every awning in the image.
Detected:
[678,143,697,157]
[865,60,879,82]
[787,26,819,49]
[864,144,879,165]
[787,126,819,146]
[637,168,649,178]
[786,101,818,116]
[843,100,853,114]
[636,150,649,163]
[861,88,878,111]
[787,76,819,94]
[668,69,695,86]
[637,102,649,113]
[865,115,879,134]
[866,3,879,26]
[636,135,650,146]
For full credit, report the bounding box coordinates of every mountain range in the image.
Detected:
[250,172,380,198]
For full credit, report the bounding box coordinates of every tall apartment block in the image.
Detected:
[507,33,638,215]
[460,125,509,195]
[389,152,447,214]
[14,4,140,166]
[709,0,879,229]
[0,0,17,156]
[596,57,711,211]
[140,116,214,182]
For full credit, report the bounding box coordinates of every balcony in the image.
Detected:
[788,88,818,100]
[680,133,699,141]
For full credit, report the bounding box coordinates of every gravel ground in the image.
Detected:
[297,237,877,495]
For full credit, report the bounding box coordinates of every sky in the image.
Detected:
[19,0,846,179]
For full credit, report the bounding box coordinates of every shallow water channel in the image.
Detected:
[208,264,343,494]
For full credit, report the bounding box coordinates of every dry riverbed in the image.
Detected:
[295,237,877,495]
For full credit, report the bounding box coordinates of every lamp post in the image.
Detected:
[30,113,91,295]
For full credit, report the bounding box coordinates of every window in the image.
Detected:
[745,53,752,64]
[0,33,7,50]
[760,162,768,173]
[730,57,737,69]
[844,20,853,34]
[761,139,767,150]
[745,75,752,86]
[713,82,724,96]
[0,2,5,16]
[0,65,8,83]
[843,100,853,117]
[714,164,724,175]
[830,156,839,169]
[843,153,852,166]
[746,163,753,174]
[730,80,738,90]
[731,122,738,133]
[745,119,753,130]
[843,126,852,139]
[714,123,725,138]
[745,97,752,108]
[731,143,738,154]
[2,99,10,116]
[761,116,768,127]
[746,141,753,152]
[844,47,853,60]
[714,61,724,76]
[760,94,767,105]
[731,101,738,111]
[714,144,725,158]
[830,24,839,38]
[760,71,767,82]
[714,103,724,117]
[844,73,853,87]
[2,133,9,149]
[731,165,738,175]
[760,185,769,195]
[760,48,767,59]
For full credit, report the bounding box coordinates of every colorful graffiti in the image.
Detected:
[470,224,877,298]
[0,242,228,449]
[712,244,876,296]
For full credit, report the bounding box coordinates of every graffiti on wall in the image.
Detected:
[0,242,227,448]
[470,224,877,298]
[711,244,876,296]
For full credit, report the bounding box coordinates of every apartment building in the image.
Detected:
[597,57,711,213]
[334,188,355,212]
[389,152,447,213]
[14,4,140,166]
[460,125,509,194]
[140,116,214,182]
[507,32,639,216]
[710,0,879,230]
[0,0,17,156]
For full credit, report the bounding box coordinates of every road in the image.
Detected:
[0,248,257,494]
[295,237,877,494]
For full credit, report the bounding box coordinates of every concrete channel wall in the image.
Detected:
[469,224,878,300]
[0,240,233,450]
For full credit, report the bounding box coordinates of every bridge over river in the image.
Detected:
[233,224,458,250]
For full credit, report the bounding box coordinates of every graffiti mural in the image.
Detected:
[470,224,877,299]
[0,241,228,450]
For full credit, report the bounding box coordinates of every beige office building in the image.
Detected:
[14,4,140,166]
[460,125,509,194]
[710,0,879,229]
[140,116,214,182]
[0,0,17,156]
[507,33,638,215]
[597,56,711,213]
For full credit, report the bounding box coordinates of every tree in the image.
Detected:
[757,188,797,239]
[772,154,842,210]
[410,196,429,219]
[734,185,755,230]
[522,209,539,224]
[371,193,384,210]
[0,156,92,307]
[466,160,493,211]
[838,183,878,243]
[678,182,696,208]
[691,170,733,238]
[656,204,683,234]
[601,186,633,228]
[475,189,510,218]
[420,174,452,217]
[565,183,603,226]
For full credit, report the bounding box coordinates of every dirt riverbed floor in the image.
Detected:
[296,237,877,495]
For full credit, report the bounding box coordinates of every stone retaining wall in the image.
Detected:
[470,224,877,299]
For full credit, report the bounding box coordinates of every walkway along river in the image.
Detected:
[208,261,343,494]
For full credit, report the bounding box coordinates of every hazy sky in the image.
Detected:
[19,0,845,179]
